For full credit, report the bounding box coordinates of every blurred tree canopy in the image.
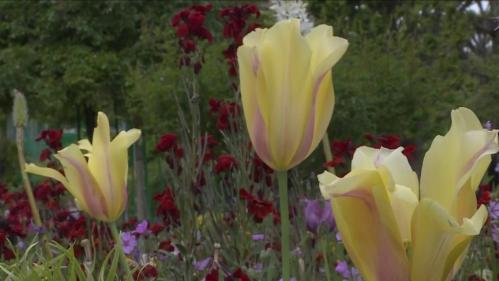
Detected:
[0,0,498,176]
[308,0,499,150]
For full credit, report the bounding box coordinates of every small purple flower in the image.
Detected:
[302,199,335,233]
[121,231,137,255]
[335,260,351,278]
[134,220,149,235]
[17,241,26,250]
[351,267,363,281]
[253,263,263,272]
[336,231,342,241]
[194,257,212,271]
[490,200,499,220]
[29,223,45,234]
[492,225,499,243]
[251,233,265,241]
[484,120,493,130]
[278,278,297,281]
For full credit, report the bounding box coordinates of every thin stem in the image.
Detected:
[16,127,52,258]
[109,222,134,281]
[277,170,290,281]
[322,239,332,281]
[322,134,335,174]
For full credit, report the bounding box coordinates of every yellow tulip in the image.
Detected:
[411,107,497,281]
[319,107,498,281]
[26,112,141,222]
[237,19,348,171]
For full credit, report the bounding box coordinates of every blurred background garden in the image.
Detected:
[0,1,498,280]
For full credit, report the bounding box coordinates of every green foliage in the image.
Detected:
[309,0,499,153]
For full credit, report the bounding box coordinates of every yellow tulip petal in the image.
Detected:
[25,163,69,188]
[352,146,419,196]
[320,170,409,281]
[55,144,107,220]
[305,24,348,80]
[109,128,141,216]
[257,19,313,168]
[410,199,488,281]
[237,45,274,168]
[78,139,92,152]
[421,107,498,218]
[87,112,118,217]
[391,184,418,242]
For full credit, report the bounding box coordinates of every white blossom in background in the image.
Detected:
[269,0,314,33]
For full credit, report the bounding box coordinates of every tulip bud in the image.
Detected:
[12,89,28,128]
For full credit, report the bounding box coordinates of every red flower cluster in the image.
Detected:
[133,264,158,281]
[205,267,219,281]
[0,184,30,248]
[477,184,491,206]
[0,231,15,260]
[36,128,63,161]
[153,187,180,227]
[225,267,251,281]
[53,210,87,241]
[325,139,355,169]
[239,188,277,223]
[33,181,65,210]
[251,154,273,187]
[156,133,184,171]
[214,154,237,174]
[219,4,261,77]
[171,3,213,73]
[209,98,241,131]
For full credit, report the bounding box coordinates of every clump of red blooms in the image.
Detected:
[133,264,159,281]
[209,98,241,132]
[36,128,63,162]
[325,134,417,175]
[219,4,261,77]
[171,3,213,74]
[239,188,279,224]
[214,154,237,174]
[205,267,251,281]
[153,187,181,228]
[0,128,96,260]
[477,184,491,206]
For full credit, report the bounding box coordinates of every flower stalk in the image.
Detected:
[322,134,335,173]
[109,222,134,281]
[277,170,290,281]
[13,90,52,258]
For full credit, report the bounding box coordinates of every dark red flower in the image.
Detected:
[36,129,63,150]
[331,140,354,157]
[133,264,158,281]
[205,268,219,281]
[239,188,275,223]
[215,154,237,173]
[149,223,165,236]
[153,187,180,227]
[209,99,222,113]
[402,144,416,159]
[156,133,178,152]
[158,239,175,252]
[228,268,251,281]
[39,148,52,161]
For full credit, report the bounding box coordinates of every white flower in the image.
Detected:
[269,0,314,33]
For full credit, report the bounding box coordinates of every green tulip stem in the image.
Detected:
[109,222,134,281]
[277,170,291,281]
[16,127,53,259]
[322,134,335,174]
